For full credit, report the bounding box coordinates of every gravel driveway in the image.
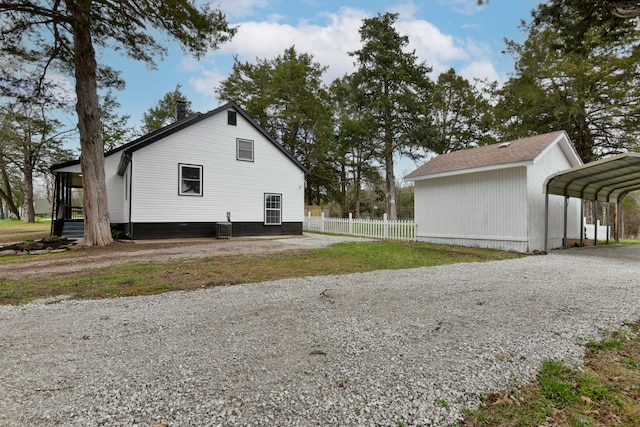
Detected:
[1,240,639,426]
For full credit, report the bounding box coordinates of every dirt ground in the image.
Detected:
[0,234,363,280]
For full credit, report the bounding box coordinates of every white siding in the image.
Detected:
[129,111,304,223]
[527,142,581,251]
[414,167,529,251]
[104,154,126,223]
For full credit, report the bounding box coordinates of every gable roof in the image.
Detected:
[51,102,308,174]
[404,131,579,181]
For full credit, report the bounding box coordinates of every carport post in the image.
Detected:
[580,199,585,247]
[606,203,610,244]
[617,201,622,242]
[544,192,549,253]
[593,201,598,246]
[563,196,568,249]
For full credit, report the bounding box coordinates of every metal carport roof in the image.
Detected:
[544,152,640,203]
[543,152,640,252]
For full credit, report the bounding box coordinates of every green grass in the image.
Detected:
[0,218,51,244]
[617,239,640,245]
[464,323,640,426]
[0,240,521,305]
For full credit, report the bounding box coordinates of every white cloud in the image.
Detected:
[190,6,504,101]
[459,60,501,84]
[439,0,482,15]
[189,66,226,99]
[387,1,421,19]
[217,0,271,19]
[216,7,366,82]
[396,19,470,75]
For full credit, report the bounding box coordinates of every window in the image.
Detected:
[179,164,203,196]
[227,110,237,126]
[264,193,282,225]
[237,138,254,161]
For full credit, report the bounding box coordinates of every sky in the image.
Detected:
[98,0,541,129]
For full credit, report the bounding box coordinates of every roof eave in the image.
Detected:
[405,160,533,181]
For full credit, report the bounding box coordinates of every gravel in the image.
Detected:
[1,241,640,426]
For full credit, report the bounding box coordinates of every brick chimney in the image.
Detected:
[175,100,187,121]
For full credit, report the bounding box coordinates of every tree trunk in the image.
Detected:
[22,161,35,223]
[384,134,397,220]
[354,161,362,219]
[68,0,113,246]
[0,166,21,219]
[340,162,348,216]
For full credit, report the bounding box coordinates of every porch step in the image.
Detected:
[62,221,84,238]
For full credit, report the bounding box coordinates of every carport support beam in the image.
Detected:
[617,200,622,242]
[593,200,598,246]
[563,196,568,249]
[544,192,549,253]
[606,203,610,244]
[580,199,585,247]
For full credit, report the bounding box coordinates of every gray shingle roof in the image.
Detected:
[405,131,567,180]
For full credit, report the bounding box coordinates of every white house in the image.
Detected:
[404,131,583,253]
[51,102,307,239]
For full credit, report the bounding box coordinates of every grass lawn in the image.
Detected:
[463,323,640,426]
[0,240,521,305]
[0,219,51,244]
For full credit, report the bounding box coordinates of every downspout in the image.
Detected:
[128,157,133,239]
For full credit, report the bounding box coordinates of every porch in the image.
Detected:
[51,171,85,238]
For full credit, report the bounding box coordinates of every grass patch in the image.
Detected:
[0,219,51,244]
[463,323,640,426]
[617,239,640,245]
[0,240,520,305]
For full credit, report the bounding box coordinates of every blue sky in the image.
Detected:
[100,0,541,131]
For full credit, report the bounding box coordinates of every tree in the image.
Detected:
[495,1,640,162]
[218,47,335,205]
[0,160,21,219]
[330,76,380,217]
[140,84,194,135]
[349,13,434,220]
[0,1,236,245]
[0,101,74,222]
[431,68,496,153]
[101,92,135,151]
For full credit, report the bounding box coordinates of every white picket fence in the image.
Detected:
[303,212,417,241]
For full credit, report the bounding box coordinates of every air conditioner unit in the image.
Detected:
[216,222,232,239]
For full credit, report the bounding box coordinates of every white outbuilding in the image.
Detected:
[404,131,583,253]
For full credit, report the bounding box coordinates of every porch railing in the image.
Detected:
[70,206,84,220]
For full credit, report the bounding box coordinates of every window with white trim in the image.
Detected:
[237,138,254,161]
[179,164,203,196]
[264,193,282,225]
